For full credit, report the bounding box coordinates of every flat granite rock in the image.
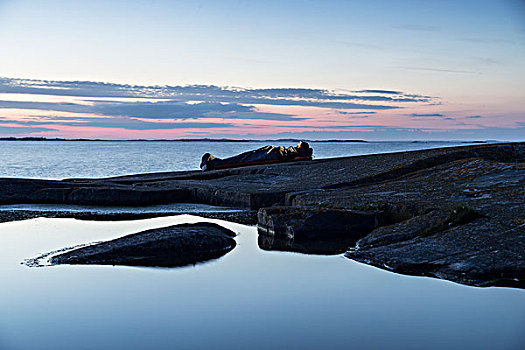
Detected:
[264,146,524,288]
[347,218,524,288]
[50,222,237,268]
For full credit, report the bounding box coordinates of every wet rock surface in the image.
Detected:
[291,152,524,288]
[2,142,524,287]
[50,223,237,268]
[348,218,524,288]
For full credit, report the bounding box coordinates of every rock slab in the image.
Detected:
[50,222,237,267]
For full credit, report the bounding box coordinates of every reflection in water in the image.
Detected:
[258,230,357,255]
[0,215,524,350]
[256,207,375,255]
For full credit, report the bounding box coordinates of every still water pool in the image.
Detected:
[0,215,523,350]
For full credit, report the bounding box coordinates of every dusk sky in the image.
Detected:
[0,0,524,140]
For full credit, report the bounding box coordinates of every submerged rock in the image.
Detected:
[50,222,237,268]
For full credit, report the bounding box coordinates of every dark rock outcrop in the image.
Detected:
[2,142,524,287]
[347,216,524,288]
[291,156,524,287]
[50,223,237,267]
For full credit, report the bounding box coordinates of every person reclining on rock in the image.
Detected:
[200,141,313,171]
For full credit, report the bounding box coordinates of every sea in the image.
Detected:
[0,140,523,350]
[0,140,488,179]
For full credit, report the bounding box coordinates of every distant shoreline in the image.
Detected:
[0,137,495,143]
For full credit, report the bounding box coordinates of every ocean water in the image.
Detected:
[1,216,523,350]
[0,140,482,179]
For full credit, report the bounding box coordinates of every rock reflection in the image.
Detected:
[256,206,378,255]
[257,229,358,255]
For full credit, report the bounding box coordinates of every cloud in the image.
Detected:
[95,101,259,119]
[0,77,453,138]
[409,113,444,117]
[0,116,233,131]
[337,111,371,118]
[0,99,302,121]
[216,112,306,120]
[0,77,446,139]
[457,37,517,46]
[0,125,58,135]
[3,117,234,131]
[0,100,93,113]
[338,111,377,115]
[0,77,432,109]
[279,124,385,129]
[231,99,400,109]
[353,90,403,95]
[466,115,482,119]
[401,66,480,74]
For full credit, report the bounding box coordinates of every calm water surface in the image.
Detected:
[0,140,483,179]
[0,216,523,350]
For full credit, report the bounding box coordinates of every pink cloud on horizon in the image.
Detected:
[0,82,522,139]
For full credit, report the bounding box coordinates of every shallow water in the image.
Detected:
[0,140,482,179]
[0,203,241,214]
[0,216,523,350]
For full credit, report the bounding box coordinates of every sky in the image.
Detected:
[0,0,524,140]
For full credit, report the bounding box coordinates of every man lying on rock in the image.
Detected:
[200,141,313,171]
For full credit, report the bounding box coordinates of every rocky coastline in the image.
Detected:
[1,142,523,288]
